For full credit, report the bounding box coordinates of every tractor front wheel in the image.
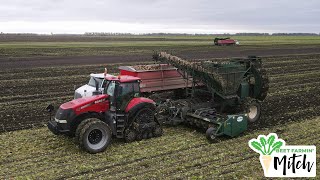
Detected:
[75,118,97,144]
[79,119,112,153]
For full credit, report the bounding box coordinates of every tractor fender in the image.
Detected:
[126,100,157,125]
[125,97,155,113]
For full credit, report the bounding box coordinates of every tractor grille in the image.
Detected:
[74,92,82,99]
[55,107,75,121]
[55,107,69,120]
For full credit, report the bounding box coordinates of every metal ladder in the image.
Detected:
[116,114,126,138]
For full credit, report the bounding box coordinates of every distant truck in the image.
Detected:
[214,37,239,46]
[74,64,194,99]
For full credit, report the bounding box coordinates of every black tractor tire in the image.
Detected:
[241,98,261,123]
[206,127,217,142]
[75,118,97,144]
[79,119,112,154]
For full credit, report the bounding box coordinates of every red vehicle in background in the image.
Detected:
[214,37,239,46]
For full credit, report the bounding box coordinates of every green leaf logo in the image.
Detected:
[248,133,285,155]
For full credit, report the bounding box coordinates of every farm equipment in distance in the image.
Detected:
[47,52,269,153]
[214,37,239,46]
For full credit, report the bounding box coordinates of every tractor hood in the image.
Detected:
[60,94,109,111]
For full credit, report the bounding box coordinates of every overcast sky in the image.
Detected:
[1,0,319,34]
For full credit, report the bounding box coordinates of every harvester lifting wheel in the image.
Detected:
[206,127,217,142]
[78,118,112,154]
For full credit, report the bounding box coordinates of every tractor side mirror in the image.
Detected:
[46,104,54,113]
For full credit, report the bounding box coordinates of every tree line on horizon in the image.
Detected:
[0,32,319,36]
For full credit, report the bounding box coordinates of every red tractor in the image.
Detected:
[214,37,239,46]
[48,75,162,153]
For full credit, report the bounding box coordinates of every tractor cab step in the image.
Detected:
[116,114,127,138]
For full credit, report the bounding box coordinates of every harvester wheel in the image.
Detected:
[79,119,112,154]
[241,98,261,123]
[75,118,97,144]
[206,127,217,142]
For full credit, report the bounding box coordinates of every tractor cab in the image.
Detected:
[105,75,141,112]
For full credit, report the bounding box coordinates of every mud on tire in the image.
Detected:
[78,119,112,154]
[75,118,98,144]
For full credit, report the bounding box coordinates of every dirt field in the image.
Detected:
[1,53,320,133]
[1,46,320,69]
[0,35,319,178]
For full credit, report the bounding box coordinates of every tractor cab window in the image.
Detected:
[106,81,116,96]
[116,82,140,111]
[88,77,103,88]
[118,82,140,97]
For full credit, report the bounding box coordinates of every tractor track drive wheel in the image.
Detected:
[132,107,163,141]
[78,118,112,154]
[241,97,261,123]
